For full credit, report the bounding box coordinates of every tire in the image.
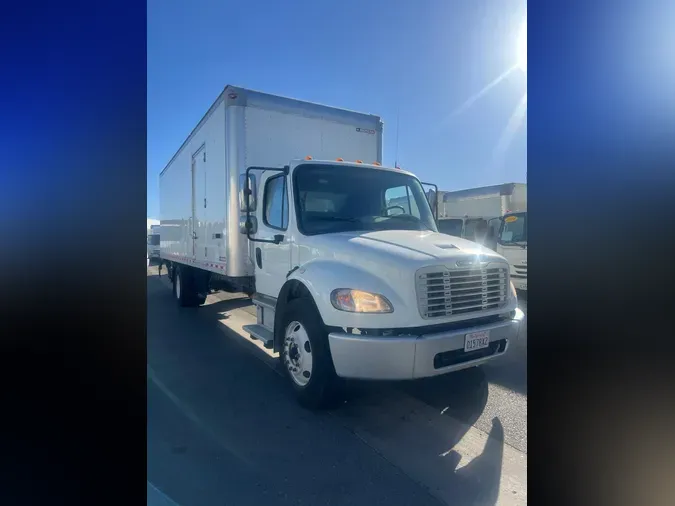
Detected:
[173,265,203,307]
[279,298,341,409]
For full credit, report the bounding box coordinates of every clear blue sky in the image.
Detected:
[147,0,527,218]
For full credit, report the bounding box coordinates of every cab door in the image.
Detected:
[253,170,292,299]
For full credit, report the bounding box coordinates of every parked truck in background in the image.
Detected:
[438,184,526,292]
[147,219,160,267]
[438,185,505,244]
[159,86,524,408]
[485,184,527,294]
[147,223,161,265]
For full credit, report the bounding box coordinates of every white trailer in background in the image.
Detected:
[158,85,523,408]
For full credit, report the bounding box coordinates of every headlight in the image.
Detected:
[510,280,517,300]
[330,289,394,313]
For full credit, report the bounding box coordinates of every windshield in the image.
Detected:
[147,234,160,246]
[438,219,464,237]
[293,164,438,236]
[499,212,527,244]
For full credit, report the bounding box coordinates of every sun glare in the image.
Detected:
[517,18,527,72]
[443,10,528,164]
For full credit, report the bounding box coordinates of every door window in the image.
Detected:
[263,175,288,230]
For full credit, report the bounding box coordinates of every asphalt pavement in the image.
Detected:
[147,266,527,506]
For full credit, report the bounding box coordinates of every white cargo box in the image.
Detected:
[441,183,526,218]
[159,86,383,278]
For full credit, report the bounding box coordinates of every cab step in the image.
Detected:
[242,324,274,349]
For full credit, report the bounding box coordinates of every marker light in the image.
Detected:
[355,160,363,164]
[372,162,381,166]
[305,155,313,160]
[336,158,344,162]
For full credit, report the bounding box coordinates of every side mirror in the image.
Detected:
[239,216,258,235]
[239,173,257,212]
[421,181,439,220]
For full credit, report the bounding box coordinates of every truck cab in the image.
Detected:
[147,225,161,264]
[241,159,524,407]
[493,211,527,294]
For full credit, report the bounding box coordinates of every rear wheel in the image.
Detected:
[173,266,205,307]
[280,298,341,409]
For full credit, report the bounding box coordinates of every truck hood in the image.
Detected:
[304,229,504,266]
[296,229,515,329]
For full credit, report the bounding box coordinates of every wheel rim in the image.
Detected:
[283,320,313,387]
[175,272,181,299]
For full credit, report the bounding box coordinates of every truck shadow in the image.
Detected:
[398,367,490,426]
[447,417,505,506]
[337,374,505,505]
[202,297,255,315]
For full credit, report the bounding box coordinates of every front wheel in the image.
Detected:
[280,298,341,409]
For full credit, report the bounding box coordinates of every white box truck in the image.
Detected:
[147,223,161,264]
[490,207,527,294]
[480,184,527,294]
[159,86,524,408]
[439,183,526,239]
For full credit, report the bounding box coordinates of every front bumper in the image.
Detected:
[328,308,524,380]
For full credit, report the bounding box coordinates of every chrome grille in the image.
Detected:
[416,264,509,319]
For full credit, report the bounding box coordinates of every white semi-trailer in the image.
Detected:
[159,86,523,408]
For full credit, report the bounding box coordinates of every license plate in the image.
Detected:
[464,331,490,352]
